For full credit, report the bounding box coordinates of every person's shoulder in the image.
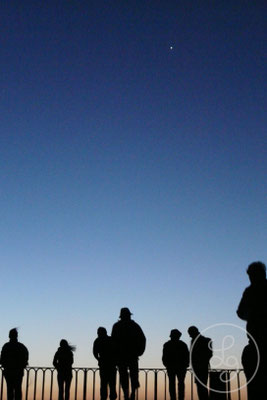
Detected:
[18,342,28,350]
[1,342,10,351]
[179,340,188,347]
[163,340,171,348]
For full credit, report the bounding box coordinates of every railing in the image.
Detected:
[0,367,247,400]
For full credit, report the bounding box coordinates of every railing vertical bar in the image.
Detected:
[0,370,4,400]
[83,369,87,400]
[33,369,38,400]
[25,368,30,400]
[74,370,78,400]
[50,369,54,400]
[144,371,148,400]
[154,370,157,400]
[164,370,167,400]
[41,369,45,400]
[92,369,96,400]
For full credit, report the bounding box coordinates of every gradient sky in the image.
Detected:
[0,0,266,368]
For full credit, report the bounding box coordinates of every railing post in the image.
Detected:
[0,369,4,400]
[83,369,88,400]
[92,369,96,400]
[74,369,79,400]
[154,370,158,400]
[50,369,54,400]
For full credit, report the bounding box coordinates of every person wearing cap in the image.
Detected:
[0,328,29,400]
[188,326,212,400]
[111,308,146,400]
[162,329,189,400]
[93,327,117,400]
[237,261,267,399]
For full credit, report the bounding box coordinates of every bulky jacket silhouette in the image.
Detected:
[162,329,189,400]
[0,328,28,400]
[111,308,146,400]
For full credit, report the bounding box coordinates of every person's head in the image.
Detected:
[97,327,107,338]
[9,328,18,341]
[170,329,182,340]
[60,339,76,352]
[247,261,266,285]
[119,307,132,321]
[188,326,199,339]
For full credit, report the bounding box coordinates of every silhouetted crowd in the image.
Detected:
[0,261,266,400]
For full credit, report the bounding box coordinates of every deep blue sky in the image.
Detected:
[0,0,266,367]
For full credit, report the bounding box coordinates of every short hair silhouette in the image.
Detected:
[170,329,182,339]
[9,328,18,340]
[97,327,107,337]
[187,326,199,337]
[247,261,266,279]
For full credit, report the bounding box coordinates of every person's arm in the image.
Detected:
[53,352,58,369]
[162,343,167,367]
[93,340,99,361]
[237,288,250,321]
[136,324,146,356]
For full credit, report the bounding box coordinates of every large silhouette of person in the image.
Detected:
[111,308,146,400]
[241,339,260,399]
[162,329,189,400]
[188,326,212,400]
[0,328,29,400]
[237,261,267,398]
[93,327,117,400]
[53,339,75,400]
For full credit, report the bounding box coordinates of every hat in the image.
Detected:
[170,329,182,339]
[119,307,133,318]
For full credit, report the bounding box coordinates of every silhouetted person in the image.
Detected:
[111,308,146,400]
[53,339,75,400]
[93,327,117,400]
[162,329,189,400]
[237,261,267,398]
[188,326,212,400]
[241,339,260,399]
[0,328,28,400]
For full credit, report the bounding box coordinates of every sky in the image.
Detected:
[0,0,266,369]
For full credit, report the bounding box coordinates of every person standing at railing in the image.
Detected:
[0,328,29,400]
[162,329,189,400]
[93,327,117,400]
[188,326,212,400]
[237,261,267,399]
[111,307,146,400]
[53,339,75,400]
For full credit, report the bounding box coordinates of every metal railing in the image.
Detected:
[0,367,247,400]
